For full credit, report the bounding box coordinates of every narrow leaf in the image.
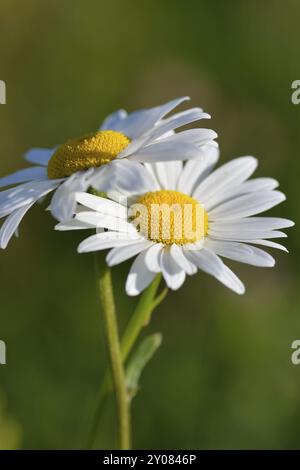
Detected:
[126,333,162,400]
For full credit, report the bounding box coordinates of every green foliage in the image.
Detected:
[126,333,163,400]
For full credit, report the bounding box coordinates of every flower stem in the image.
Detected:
[86,274,167,449]
[120,274,164,360]
[95,254,131,450]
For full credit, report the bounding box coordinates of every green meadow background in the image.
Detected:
[0,0,299,449]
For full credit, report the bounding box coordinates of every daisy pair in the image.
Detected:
[0,97,217,248]
[57,148,294,296]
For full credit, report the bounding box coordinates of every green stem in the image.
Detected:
[86,274,167,449]
[95,254,131,450]
[121,274,164,361]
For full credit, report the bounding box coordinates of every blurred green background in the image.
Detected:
[0,0,299,449]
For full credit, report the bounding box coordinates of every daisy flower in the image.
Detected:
[0,97,217,248]
[58,149,294,296]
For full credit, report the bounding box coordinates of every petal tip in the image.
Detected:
[238,286,246,295]
[125,284,139,296]
[77,242,86,254]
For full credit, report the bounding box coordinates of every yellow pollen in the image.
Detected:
[131,190,208,245]
[47,130,130,179]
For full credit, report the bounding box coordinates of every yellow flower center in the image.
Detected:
[47,130,130,179]
[131,190,208,245]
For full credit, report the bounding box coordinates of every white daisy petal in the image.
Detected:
[0,203,34,249]
[145,108,211,143]
[126,251,157,296]
[55,219,98,231]
[209,217,294,232]
[106,240,153,266]
[0,180,60,218]
[130,140,203,163]
[76,192,128,218]
[204,177,280,212]
[106,189,131,205]
[146,161,183,190]
[0,166,47,188]
[114,96,190,140]
[113,160,158,194]
[143,164,161,190]
[116,135,152,160]
[76,211,137,233]
[205,239,275,267]
[144,243,164,273]
[237,177,279,192]
[160,248,186,290]
[185,248,245,295]
[178,146,220,194]
[118,108,214,161]
[219,264,246,295]
[78,231,143,253]
[170,244,197,275]
[49,172,91,222]
[88,164,118,192]
[208,229,287,241]
[159,128,217,146]
[209,190,286,220]
[100,109,128,130]
[193,156,258,203]
[24,148,54,166]
[243,239,288,252]
[184,240,205,252]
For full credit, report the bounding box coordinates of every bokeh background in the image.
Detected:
[0,0,299,449]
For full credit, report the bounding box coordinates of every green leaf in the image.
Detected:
[126,333,162,400]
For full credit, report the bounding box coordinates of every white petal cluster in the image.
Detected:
[0,97,216,248]
[57,151,293,295]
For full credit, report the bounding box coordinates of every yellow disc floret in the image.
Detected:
[47,130,130,179]
[130,190,208,245]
